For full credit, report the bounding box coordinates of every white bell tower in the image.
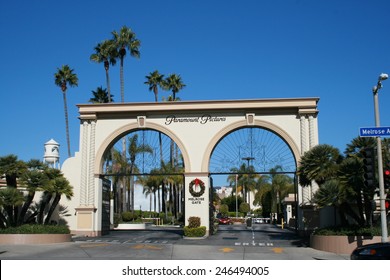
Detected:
[43,139,60,169]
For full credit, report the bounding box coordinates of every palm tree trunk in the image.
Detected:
[130,176,135,214]
[122,178,126,212]
[105,68,111,103]
[120,57,124,102]
[18,192,35,225]
[158,184,161,213]
[44,194,61,225]
[62,91,71,157]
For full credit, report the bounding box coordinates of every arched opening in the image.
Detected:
[208,125,298,228]
[97,128,186,231]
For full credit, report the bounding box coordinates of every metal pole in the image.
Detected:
[373,85,389,242]
[235,174,238,218]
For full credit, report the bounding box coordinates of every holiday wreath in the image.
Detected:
[189,178,205,197]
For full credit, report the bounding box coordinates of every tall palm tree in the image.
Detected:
[269,166,294,220]
[111,26,140,103]
[111,26,140,169]
[110,149,128,214]
[144,70,165,177]
[229,163,258,204]
[54,65,79,158]
[90,40,117,102]
[89,86,114,104]
[163,74,186,101]
[145,70,165,102]
[127,133,153,213]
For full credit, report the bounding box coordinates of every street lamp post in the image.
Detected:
[372,73,389,243]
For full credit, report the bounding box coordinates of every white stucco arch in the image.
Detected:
[61,98,319,236]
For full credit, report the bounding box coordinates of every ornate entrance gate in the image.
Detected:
[61,98,319,236]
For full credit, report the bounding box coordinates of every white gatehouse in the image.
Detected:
[61,98,319,236]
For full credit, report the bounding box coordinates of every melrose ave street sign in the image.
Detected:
[359,126,390,137]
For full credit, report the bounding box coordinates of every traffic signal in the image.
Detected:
[362,148,376,188]
[384,169,390,189]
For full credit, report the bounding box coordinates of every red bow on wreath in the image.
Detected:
[194,178,200,186]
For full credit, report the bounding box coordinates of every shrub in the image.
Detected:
[313,225,389,236]
[0,224,70,234]
[114,213,122,227]
[188,216,201,228]
[183,226,206,237]
[122,211,138,222]
[228,211,244,217]
[239,202,250,215]
[219,204,229,215]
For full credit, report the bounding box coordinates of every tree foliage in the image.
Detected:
[0,155,73,228]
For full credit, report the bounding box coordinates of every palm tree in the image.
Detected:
[163,74,186,101]
[229,163,258,204]
[110,149,128,214]
[44,176,73,225]
[269,166,294,221]
[144,70,165,177]
[0,187,24,227]
[145,70,165,102]
[298,144,343,188]
[0,155,27,188]
[127,133,153,213]
[18,160,50,225]
[90,40,117,102]
[111,26,140,103]
[89,86,114,103]
[111,26,140,169]
[54,65,79,158]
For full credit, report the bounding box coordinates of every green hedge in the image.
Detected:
[183,226,206,237]
[0,224,70,234]
[313,225,389,236]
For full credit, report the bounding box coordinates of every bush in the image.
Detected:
[313,225,389,236]
[183,226,206,237]
[219,204,229,215]
[188,216,201,228]
[0,224,70,234]
[239,202,250,215]
[114,213,122,227]
[122,211,138,222]
[228,211,244,217]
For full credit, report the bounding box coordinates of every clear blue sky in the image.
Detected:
[1,0,389,164]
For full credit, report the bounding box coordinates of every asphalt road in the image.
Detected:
[0,224,350,260]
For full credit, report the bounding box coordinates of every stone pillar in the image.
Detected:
[308,115,315,149]
[300,115,307,155]
[76,118,98,236]
[184,173,210,236]
[80,121,88,205]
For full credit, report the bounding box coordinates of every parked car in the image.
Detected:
[218,216,232,225]
[350,242,390,260]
